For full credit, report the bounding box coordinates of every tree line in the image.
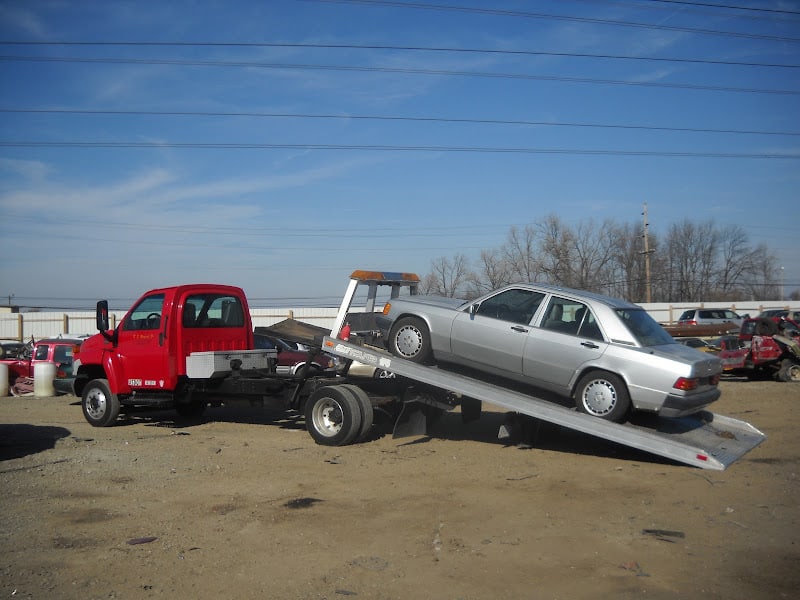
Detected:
[420,215,794,303]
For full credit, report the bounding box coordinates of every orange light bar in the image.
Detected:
[350,270,420,283]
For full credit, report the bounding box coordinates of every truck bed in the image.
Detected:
[322,336,766,470]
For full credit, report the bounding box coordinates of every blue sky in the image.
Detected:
[1,0,798,309]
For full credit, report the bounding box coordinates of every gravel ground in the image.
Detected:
[1,379,798,600]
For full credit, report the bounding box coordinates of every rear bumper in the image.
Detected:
[658,387,721,418]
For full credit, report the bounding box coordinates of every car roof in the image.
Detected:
[495,282,641,310]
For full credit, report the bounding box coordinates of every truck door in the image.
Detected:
[115,291,173,391]
[177,292,249,362]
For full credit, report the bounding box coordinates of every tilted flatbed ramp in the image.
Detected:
[323,336,766,470]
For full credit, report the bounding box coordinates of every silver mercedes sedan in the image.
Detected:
[375,283,722,422]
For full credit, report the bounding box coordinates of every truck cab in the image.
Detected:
[74,284,253,401]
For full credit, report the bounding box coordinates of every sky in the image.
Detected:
[1,0,798,310]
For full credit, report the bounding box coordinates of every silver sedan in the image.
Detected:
[376,283,722,422]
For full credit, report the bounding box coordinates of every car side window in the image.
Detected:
[541,297,602,340]
[34,344,49,360]
[475,289,544,325]
[185,294,246,328]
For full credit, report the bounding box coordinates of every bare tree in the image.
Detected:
[535,215,574,286]
[502,224,541,283]
[424,254,470,297]
[570,219,618,292]
[714,224,752,298]
[665,220,719,301]
[466,248,512,297]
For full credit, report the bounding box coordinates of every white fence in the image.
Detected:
[1,301,796,342]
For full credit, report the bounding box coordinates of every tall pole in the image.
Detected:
[641,203,653,303]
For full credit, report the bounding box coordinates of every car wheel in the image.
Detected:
[388,317,434,364]
[777,360,800,382]
[574,371,630,422]
[82,379,121,427]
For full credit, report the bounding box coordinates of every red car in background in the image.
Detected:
[253,333,337,376]
[0,337,84,395]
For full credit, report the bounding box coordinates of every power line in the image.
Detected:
[1,41,796,69]
[2,141,798,158]
[305,0,800,42]
[636,0,800,17]
[4,108,797,137]
[2,55,798,96]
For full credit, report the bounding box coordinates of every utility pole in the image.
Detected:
[641,204,654,303]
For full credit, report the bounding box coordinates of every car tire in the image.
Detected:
[777,359,800,383]
[574,371,631,422]
[388,317,434,364]
[81,378,121,427]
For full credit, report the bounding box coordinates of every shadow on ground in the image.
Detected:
[0,424,72,461]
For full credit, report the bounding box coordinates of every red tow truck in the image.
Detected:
[73,271,766,470]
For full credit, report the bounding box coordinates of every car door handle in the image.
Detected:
[581,341,599,349]
[511,326,529,333]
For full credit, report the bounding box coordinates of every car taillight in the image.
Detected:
[673,377,699,391]
[57,368,67,378]
[710,373,720,385]
[382,303,392,315]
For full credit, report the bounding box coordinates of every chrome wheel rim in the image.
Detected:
[311,397,343,437]
[395,325,423,358]
[581,379,617,416]
[85,387,108,420]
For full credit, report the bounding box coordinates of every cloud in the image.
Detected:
[0,158,52,181]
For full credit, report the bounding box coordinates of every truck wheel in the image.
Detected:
[82,379,120,427]
[388,317,434,364]
[338,384,374,442]
[305,385,363,446]
[574,371,630,423]
[777,360,800,382]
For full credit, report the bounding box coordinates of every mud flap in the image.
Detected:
[392,402,429,439]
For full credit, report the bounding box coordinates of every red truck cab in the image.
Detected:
[75,284,253,400]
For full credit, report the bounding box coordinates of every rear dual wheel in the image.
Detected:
[305,384,374,446]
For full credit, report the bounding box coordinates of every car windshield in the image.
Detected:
[615,308,675,347]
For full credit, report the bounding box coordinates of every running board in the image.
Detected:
[323,337,766,470]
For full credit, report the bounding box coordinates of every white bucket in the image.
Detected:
[0,363,8,396]
[34,362,56,397]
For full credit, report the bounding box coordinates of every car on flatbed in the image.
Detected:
[377,283,722,422]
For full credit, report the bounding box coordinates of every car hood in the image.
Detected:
[647,342,722,375]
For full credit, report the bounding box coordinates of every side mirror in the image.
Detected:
[96,300,110,331]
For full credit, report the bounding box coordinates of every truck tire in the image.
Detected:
[574,371,630,423]
[338,384,374,442]
[82,379,121,427]
[305,385,363,446]
[388,317,434,364]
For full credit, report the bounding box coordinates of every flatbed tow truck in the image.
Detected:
[75,271,765,471]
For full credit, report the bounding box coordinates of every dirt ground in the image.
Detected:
[0,379,797,600]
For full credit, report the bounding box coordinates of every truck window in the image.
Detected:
[183,294,245,329]
[122,294,165,331]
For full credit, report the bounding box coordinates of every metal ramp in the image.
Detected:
[323,336,766,471]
